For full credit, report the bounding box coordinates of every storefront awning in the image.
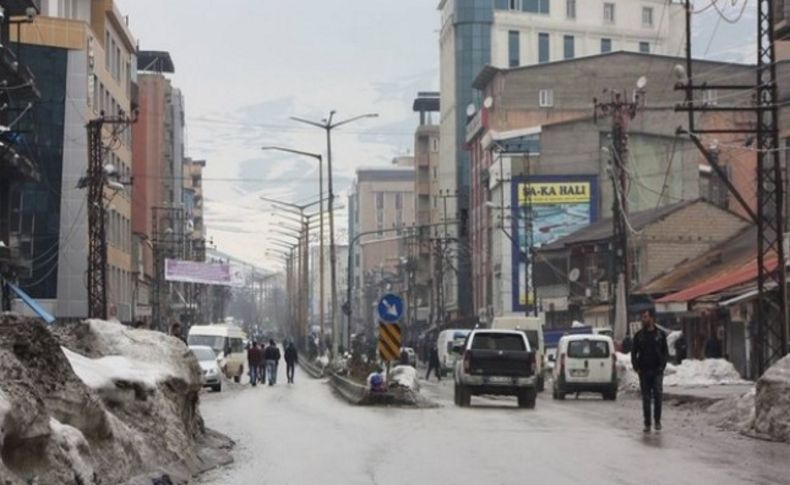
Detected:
[5,280,55,324]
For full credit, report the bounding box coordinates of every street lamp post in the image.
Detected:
[291,111,378,355]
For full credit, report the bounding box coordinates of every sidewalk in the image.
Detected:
[663,384,753,405]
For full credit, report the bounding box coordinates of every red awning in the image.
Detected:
[656,257,778,304]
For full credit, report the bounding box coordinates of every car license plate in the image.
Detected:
[570,369,588,377]
[485,376,512,384]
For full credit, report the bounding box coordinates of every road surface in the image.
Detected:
[197,367,789,485]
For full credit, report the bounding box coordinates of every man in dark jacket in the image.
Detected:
[284,341,298,384]
[425,345,441,381]
[263,340,281,386]
[631,309,669,433]
[247,342,262,386]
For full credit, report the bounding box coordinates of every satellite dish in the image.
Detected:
[466,103,476,117]
[568,268,581,282]
[483,96,494,109]
[636,76,647,90]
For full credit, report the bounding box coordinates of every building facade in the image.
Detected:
[438,0,685,323]
[12,0,136,321]
[348,162,415,335]
[465,51,758,320]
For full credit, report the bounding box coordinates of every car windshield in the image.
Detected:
[191,347,216,362]
[471,333,526,351]
[567,339,610,358]
[188,335,226,355]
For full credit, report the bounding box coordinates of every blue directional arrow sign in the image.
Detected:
[377,293,404,323]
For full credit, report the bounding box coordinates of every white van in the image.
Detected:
[551,334,617,401]
[437,329,471,376]
[187,325,247,382]
[491,315,545,391]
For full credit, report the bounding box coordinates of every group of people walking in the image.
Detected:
[247,340,299,386]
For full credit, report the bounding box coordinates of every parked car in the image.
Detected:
[437,329,471,376]
[187,324,247,383]
[189,345,222,392]
[552,334,617,401]
[454,329,538,409]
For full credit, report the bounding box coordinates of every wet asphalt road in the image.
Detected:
[196,367,790,485]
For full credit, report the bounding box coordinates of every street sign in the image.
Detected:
[377,293,404,323]
[378,322,402,361]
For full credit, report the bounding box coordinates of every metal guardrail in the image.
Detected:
[330,373,370,405]
[299,359,325,379]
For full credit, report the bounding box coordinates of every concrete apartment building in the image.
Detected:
[465,51,759,320]
[438,0,685,323]
[348,160,415,333]
[12,0,136,320]
[412,92,440,326]
[131,50,192,326]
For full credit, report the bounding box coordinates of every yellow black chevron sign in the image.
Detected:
[378,322,401,361]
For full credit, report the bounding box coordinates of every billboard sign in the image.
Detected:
[165,259,236,286]
[511,175,598,311]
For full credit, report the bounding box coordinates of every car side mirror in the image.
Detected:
[452,345,463,354]
[548,354,556,362]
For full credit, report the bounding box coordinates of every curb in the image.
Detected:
[299,359,325,379]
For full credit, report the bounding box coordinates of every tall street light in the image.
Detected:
[290,111,378,355]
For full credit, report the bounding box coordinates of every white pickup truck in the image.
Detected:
[453,329,538,409]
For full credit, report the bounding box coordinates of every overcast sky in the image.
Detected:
[116,0,753,271]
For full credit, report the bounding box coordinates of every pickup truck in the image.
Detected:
[454,329,538,409]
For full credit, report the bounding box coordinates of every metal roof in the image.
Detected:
[137,51,175,73]
[656,257,778,304]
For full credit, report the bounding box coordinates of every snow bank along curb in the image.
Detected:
[616,352,748,399]
[752,354,790,442]
[0,315,233,484]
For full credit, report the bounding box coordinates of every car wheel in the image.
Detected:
[211,383,222,393]
[603,388,617,401]
[552,384,559,400]
[453,384,461,406]
[458,385,471,407]
[537,375,545,393]
[556,377,566,400]
[233,368,241,384]
[519,388,537,409]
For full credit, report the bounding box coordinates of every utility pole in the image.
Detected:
[675,0,787,375]
[595,88,644,340]
[291,111,378,355]
[83,112,135,320]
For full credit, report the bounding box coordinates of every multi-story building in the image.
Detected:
[0,0,41,310]
[412,92,440,327]
[465,51,759,321]
[11,0,136,321]
[438,0,685,322]
[131,50,194,328]
[348,160,415,336]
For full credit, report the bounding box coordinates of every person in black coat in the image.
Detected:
[284,341,298,384]
[631,309,669,433]
[425,346,441,381]
[263,340,281,386]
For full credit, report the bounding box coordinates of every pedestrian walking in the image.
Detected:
[674,334,687,364]
[704,333,723,359]
[284,341,298,384]
[631,309,669,433]
[263,339,281,386]
[169,321,185,343]
[425,345,441,381]
[247,342,263,386]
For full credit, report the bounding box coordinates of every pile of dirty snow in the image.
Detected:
[616,353,747,390]
[752,354,790,442]
[390,365,419,391]
[0,315,233,485]
[663,359,748,387]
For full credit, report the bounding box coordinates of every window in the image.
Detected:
[642,7,654,27]
[601,38,612,53]
[508,30,520,67]
[509,0,520,10]
[563,35,575,60]
[567,339,610,358]
[639,41,650,54]
[395,192,403,209]
[539,89,554,107]
[470,333,526,351]
[375,192,384,209]
[523,0,549,13]
[603,3,615,23]
[430,137,439,152]
[538,33,550,63]
[432,167,437,179]
[702,89,718,106]
[566,0,576,19]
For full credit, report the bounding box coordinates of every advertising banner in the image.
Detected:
[165,259,235,286]
[511,176,598,311]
